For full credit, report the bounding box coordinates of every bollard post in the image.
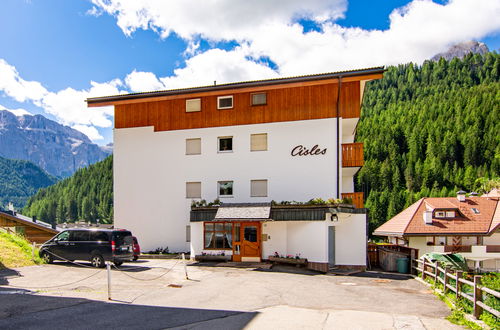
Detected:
[32,242,36,260]
[106,261,112,301]
[422,259,426,280]
[182,253,189,280]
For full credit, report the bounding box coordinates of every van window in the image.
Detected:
[56,231,70,242]
[90,231,109,242]
[113,231,133,245]
[70,231,89,241]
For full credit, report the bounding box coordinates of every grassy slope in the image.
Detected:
[0,232,43,269]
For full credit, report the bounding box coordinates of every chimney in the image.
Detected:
[32,215,37,223]
[423,211,433,225]
[457,190,466,202]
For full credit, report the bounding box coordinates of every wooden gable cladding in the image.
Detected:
[114,81,360,131]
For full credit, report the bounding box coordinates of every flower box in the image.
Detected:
[195,255,231,262]
[269,256,308,266]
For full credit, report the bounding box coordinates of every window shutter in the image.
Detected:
[186,182,201,198]
[251,93,266,105]
[186,98,201,112]
[251,133,267,151]
[186,138,201,155]
[251,180,268,197]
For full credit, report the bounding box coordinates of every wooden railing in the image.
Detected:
[486,245,500,253]
[412,259,500,319]
[444,245,472,253]
[342,143,364,167]
[341,192,364,208]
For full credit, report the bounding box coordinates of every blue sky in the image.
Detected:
[0,0,498,145]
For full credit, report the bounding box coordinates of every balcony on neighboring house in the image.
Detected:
[444,245,472,253]
[341,192,364,209]
[342,143,364,167]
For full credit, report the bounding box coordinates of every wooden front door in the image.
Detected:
[232,222,261,262]
[241,222,261,261]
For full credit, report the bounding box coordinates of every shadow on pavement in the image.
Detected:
[0,292,257,330]
[0,264,21,285]
[351,270,413,281]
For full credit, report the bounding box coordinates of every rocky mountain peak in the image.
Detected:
[431,41,489,61]
[0,110,111,177]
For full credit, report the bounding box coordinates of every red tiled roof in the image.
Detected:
[373,196,499,236]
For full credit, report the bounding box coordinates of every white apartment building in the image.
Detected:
[87,68,385,272]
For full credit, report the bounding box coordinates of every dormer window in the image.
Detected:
[446,211,455,218]
[435,211,445,218]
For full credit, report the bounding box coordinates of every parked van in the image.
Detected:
[39,228,134,267]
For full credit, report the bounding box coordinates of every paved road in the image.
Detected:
[0,260,463,329]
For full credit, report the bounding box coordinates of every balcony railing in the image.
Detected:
[486,245,500,253]
[444,245,472,253]
[341,192,364,208]
[342,143,364,167]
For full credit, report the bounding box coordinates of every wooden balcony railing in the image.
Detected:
[444,245,472,253]
[341,192,364,208]
[486,245,500,253]
[342,143,364,167]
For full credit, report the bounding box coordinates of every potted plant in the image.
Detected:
[269,252,308,266]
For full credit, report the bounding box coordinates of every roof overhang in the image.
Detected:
[87,67,385,107]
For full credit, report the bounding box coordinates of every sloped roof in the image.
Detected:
[373,196,499,236]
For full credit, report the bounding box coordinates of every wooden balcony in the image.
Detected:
[444,245,472,253]
[486,245,500,253]
[341,192,364,208]
[342,143,364,167]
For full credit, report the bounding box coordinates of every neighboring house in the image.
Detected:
[374,191,500,271]
[87,67,385,272]
[0,209,59,243]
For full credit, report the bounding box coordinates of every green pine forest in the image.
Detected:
[23,155,113,224]
[357,52,499,235]
[0,156,56,209]
[21,53,499,231]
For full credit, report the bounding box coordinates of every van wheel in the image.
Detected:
[133,256,138,261]
[90,254,105,268]
[40,251,53,264]
[113,261,123,267]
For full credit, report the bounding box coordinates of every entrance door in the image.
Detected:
[328,226,335,267]
[241,222,261,262]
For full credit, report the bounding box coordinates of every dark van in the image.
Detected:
[39,228,134,267]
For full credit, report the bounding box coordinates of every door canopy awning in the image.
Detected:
[214,203,271,221]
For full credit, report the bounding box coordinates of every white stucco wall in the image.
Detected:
[115,118,349,252]
[484,232,500,244]
[334,213,367,265]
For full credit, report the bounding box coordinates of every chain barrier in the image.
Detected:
[2,269,104,290]
[111,257,181,281]
[42,250,103,269]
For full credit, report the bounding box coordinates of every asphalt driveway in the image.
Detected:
[0,259,462,329]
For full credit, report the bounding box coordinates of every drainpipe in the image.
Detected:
[336,76,342,199]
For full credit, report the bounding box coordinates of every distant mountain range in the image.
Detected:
[0,155,56,208]
[0,110,111,178]
[431,41,489,61]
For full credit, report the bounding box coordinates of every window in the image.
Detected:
[435,211,445,218]
[70,230,89,242]
[218,136,233,152]
[186,225,191,243]
[204,222,233,249]
[218,181,233,197]
[472,208,480,214]
[217,95,233,109]
[56,231,70,242]
[186,138,201,155]
[186,182,201,198]
[186,98,201,112]
[251,92,266,106]
[89,231,109,242]
[446,211,455,218]
[250,133,267,151]
[251,179,268,197]
[244,226,258,242]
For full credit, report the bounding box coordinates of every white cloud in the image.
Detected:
[90,0,347,40]
[125,70,165,92]
[92,0,500,82]
[0,59,124,142]
[0,104,33,116]
[0,59,48,102]
[71,124,104,141]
